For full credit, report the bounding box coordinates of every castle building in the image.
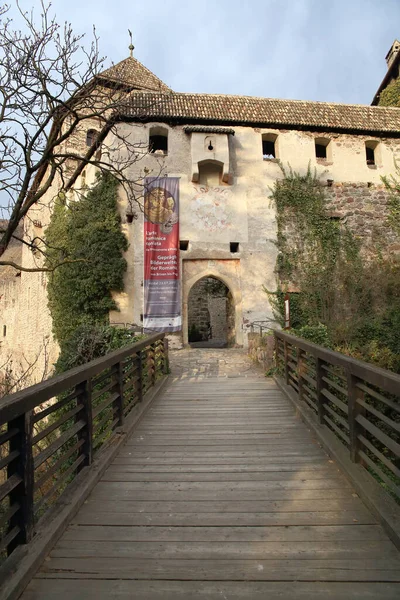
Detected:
[1,51,400,378]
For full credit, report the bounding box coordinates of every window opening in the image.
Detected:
[315,143,327,159]
[230,242,239,253]
[262,140,275,159]
[86,129,99,147]
[180,240,189,251]
[198,161,222,186]
[366,146,375,165]
[149,128,168,154]
[3,325,6,337]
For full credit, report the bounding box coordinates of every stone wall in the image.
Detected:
[187,277,228,343]
[247,332,275,371]
[326,182,398,256]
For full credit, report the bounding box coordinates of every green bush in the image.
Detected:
[268,164,400,372]
[293,323,331,347]
[55,323,141,373]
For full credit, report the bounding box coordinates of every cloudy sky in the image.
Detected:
[9,0,400,104]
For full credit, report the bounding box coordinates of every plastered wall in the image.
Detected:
[2,121,400,384]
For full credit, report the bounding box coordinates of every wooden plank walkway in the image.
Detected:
[21,375,400,599]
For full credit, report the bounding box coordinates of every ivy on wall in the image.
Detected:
[45,172,128,350]
[268,164,400,372]
[378,78,400,107]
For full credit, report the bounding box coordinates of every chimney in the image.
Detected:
[385,39,400,69]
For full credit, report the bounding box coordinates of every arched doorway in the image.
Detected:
[187,276,235,347]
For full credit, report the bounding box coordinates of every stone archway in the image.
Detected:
[188,276,233,347]
[182,260,243,347]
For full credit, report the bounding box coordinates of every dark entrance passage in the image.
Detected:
[187,276,235,347]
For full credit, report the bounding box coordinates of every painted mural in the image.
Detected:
[191,186,234,232]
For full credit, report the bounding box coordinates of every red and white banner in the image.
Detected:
[143,177,181,332]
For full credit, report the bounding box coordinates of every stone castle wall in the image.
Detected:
[2,122,400,385]
[326,182,399,255]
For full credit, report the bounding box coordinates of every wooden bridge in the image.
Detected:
[1,333,400,599]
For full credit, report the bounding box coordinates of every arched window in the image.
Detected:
[149,126,168,154]
[86,129,99,147]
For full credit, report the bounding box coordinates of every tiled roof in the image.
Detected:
[120,92,400,134]
[98,57,171,93]
[183,126,235,135]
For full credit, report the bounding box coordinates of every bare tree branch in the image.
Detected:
[0,1,158,268]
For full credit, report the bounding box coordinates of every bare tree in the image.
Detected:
[0,1,152,271]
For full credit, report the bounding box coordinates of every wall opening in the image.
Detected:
[86,129,99,147]
[365,140,379,167]
[149,126,168,154]
[262,133,278,159]
[198,160,223,186]
[180,240,189,251]
[315,137,331,161]
[187,276,235,348]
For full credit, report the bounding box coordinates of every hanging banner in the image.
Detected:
[143,177,181,332]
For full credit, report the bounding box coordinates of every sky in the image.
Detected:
[10,0,400,105]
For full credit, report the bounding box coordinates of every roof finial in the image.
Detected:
[128,29,134,58]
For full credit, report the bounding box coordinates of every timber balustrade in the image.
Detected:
[275,330,400,503]
[0,333,168,563]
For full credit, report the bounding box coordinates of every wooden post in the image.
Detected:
[76,379,93,468]
[137,350,143,403]
[151,343,156,386]
[316,357,325,425]
[283,341,290,385]
[163,337,169,375]
[7,411,35,554]
[114,362,124,427]
[297,349,304,402]
[347,372,365,463]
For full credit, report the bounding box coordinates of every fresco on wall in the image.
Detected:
[191,186,234,232]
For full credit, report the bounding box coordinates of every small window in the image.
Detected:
[366,143,376,165]
[262,133,278,160]
[365,140,380,167]
[86,129,99,147]
[180,240,189,251]
[230,242,240,253]
[315,143,326,159]
[149,127,168,154]
[315,138,331,161]
[3,325,6,337]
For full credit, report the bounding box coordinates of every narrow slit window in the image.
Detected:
[230,242,239,253]
[180,240,189,251]
[3,325,6,337]
[366,146,375,165]
[86,129,99,147]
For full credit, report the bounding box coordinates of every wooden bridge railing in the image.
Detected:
[275,331,400,503]
[0,333,168,564]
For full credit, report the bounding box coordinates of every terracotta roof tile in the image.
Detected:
[98,57,171,93]
[120,92,400,134]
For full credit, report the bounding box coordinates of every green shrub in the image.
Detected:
[46,172,128,348]
[293,323,331,348]
[55,323,141,373]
